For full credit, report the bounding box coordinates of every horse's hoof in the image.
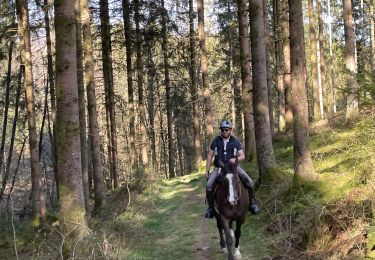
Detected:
[234,247,241,258]
[220,247,228,254]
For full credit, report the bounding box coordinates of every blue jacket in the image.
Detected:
[210,135,242,167]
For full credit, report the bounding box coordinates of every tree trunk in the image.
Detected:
[0,60,20,202]
[308,0,320,121]
[327,0,337,113]
[75,0,90,213]
[0,41,13,176]
[122,0,137,180]
[100,0,119,188]
[273,0,285,133]
[236,0,256,161]
[317,0,328,117]
[288,0,316,183]
[343,0,359,118]
[189,0,202,169]
[263,0,275,137]
[135,0,149,174]
[6,137,27,209]
[282,0,293,131]
[81,0,106,209]
[161,0,175,178]
[16,0,44,224]
[147,41,157,173]
[371,1,375,76]
[196,0,214,144]
[42,0,59,201]
[371,0,375,99]
[249,0,277,178]
[54,0,88,248]
[39,78,47,160]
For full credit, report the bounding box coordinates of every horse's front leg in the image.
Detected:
[233,220,243,257]
[221,216,234,260]
[215,215,226,251]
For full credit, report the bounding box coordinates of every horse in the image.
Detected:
[214,159,249,260]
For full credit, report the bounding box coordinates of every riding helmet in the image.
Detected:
[219,120,232,129]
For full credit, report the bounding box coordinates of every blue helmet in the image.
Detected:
[219,120,232,129]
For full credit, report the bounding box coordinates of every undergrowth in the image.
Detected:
[1,111,375,259]
[256,110,375,259]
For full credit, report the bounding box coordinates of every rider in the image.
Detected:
[204,119,260,218]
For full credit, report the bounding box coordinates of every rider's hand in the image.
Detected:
[205,171,210,180]
[229,158,236,164]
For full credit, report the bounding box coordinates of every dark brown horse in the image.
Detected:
[214,160,249,260]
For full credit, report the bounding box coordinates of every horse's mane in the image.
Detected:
[219,159,238,175]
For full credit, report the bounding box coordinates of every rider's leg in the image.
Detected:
[205,167,219,218]
[237,166,260,215]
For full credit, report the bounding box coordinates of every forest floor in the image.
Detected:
[1,111,375,259]
[94,171,270,260]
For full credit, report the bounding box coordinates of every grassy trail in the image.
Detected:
[109,173,269,259]
[2,112,374,259]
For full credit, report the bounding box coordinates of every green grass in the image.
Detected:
[1,112,374,259]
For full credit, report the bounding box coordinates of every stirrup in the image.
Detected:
[249,203,260,215]
[205,208,214,218]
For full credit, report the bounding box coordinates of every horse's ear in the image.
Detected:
[229,157,238,171]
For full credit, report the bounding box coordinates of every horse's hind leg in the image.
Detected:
[216,216,226,251]
[233,221,243,257]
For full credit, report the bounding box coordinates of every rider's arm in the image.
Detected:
[205,149,214,178]
[237,149,245,161]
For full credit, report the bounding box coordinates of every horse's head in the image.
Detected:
[218,159,240,207]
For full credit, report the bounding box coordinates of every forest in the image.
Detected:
[0,0,375,258]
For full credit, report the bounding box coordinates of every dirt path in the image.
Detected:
[193,191,227,260]
[183,179,258,260]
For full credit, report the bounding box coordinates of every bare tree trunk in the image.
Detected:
[282,0,293,131]
[161,0,175,178]
[100,0,119,188]
[317,0,328,117]
[236,0,256,161]
[0,62,21,202]
[249,0,277,178]
[122,0,137,180]
[273,0,285,133]
[327,0,337,113]
[157,83,167,176]
[82,0,106,209]
[0,41,13,175]
[196,0,214,144]
[371,1,375,76]
[41,0,59,201]
[263,0,275,137]
[75,0,90,213]
[343,0,359,118]
[16,0,44,224]
[54,0,88,246]
[288,0,316,183]
[135,0,149,174]
[189,0,202,169]
[308,0,320,121]
[6,137,27,209]
[147,42,157,173]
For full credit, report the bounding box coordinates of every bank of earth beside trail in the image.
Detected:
[0,112,374,259]
[107,112,375,259]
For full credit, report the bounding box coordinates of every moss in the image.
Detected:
[257,167,290,188]
[31,216,40,227]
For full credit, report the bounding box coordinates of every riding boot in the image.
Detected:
[248,186,260,215]
[205,189,215,218]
